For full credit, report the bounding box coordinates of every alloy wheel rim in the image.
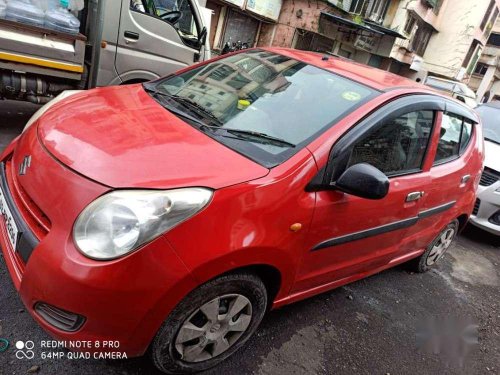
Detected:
[174,294,253,363]
[426,228,455,266]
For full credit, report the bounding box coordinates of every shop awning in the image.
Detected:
[364,21,407,39]
[320,12,384,36]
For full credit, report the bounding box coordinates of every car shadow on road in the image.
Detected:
[461,224,500,248]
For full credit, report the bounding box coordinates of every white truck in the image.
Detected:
[0,0,210,104]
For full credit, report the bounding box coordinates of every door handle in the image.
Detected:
[461,174,471,184]
[406,191,424,202]
[124,31,139,43]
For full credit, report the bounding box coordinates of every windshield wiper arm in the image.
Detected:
[169,95,223,126]
[144,86,222,125]
[223,129,296,148]
[198,125,295,148]
[485,137,500,145]
[145,85,295,148]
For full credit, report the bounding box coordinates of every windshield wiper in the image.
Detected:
[170,95,223,125]
[152,90,222,126]
[485,137,500,145]
[198,124,295,148]
[145,85,295,148]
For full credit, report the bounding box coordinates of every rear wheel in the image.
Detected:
[150,273,267,374]
[411,219,459,273]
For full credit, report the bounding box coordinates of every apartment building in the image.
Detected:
[469,18,500,103]
[256,0,408,69]
[206,0,499,95]
[421,0,499,81]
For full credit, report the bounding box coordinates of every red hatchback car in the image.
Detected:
[0,49,483,373]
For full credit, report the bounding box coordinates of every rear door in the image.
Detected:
[115,0,203,83]
[293,96,443,293]
[409,102,480,251]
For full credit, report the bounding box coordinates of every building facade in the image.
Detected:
[420,0,499,82]
[204,0,283,53]
[469,18,500,103]
[256,0,407,70]
[204,0,500,99]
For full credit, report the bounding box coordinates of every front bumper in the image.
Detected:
[0,130,197,356]
[469,177,500,235]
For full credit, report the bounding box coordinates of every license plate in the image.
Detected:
[0,183,19,251]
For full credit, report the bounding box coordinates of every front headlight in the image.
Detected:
[73,188,212,260]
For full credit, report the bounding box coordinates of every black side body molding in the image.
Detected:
[312,201,456,251]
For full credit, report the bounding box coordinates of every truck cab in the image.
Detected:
[0,0,210,104]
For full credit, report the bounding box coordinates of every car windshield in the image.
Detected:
[148,50,377,167]
[476,105,500,144]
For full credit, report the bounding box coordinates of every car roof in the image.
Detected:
[479,101,500,110]
[265,47,426,91]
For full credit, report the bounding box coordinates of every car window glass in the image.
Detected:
[434,113,462,163]
[348,110,434,176]
[154,50,377,167]
[460,120,473,154]
[130,0,199,44]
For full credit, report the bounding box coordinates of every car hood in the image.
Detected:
[485,139,500,172]
[36,85,269,189]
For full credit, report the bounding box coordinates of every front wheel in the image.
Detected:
[150,273,268,374]
[411,219,459,273]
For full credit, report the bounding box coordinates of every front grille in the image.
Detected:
[34,302,85,332]
[472,198,481,216]
[479,168,500,187]
[5,159,50,239]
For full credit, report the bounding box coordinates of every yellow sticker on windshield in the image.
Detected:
[342,91,362,101]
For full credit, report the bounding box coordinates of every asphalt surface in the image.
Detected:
[0,99,499,375]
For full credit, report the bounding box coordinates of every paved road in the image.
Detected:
[0,100,499,375]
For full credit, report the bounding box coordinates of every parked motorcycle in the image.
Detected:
[221,38,251,55]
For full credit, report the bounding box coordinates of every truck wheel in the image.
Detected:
[150,273,267,374]
[411,219,459,273]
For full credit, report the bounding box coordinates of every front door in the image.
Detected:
[116,0,203,82]
[293,97,441,293]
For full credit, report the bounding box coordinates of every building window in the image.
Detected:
[485,7,499,35]
[404,15,417,35]
[349,0,366,15]
[487,33,500,47]
[432,0,443,15]
[474,63,489,76]
[481,0,496,31]
[366,0,390,23]
[462,40,479,68]
[410,24,433,56]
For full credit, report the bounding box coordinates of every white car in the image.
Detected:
[470,102,500,234]
[424,76,478,109]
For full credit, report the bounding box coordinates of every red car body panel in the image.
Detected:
[0,48,484,357]
[37,85,269,189]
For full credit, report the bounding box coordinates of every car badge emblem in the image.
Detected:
[19,155,31,176]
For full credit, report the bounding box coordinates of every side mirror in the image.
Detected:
[199,27,207,47]
[333,163,389,200]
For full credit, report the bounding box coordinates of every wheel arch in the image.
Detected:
[219,264,282,309]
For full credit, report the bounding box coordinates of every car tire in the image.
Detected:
[150,273,268,374]
[411,219,459,273]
